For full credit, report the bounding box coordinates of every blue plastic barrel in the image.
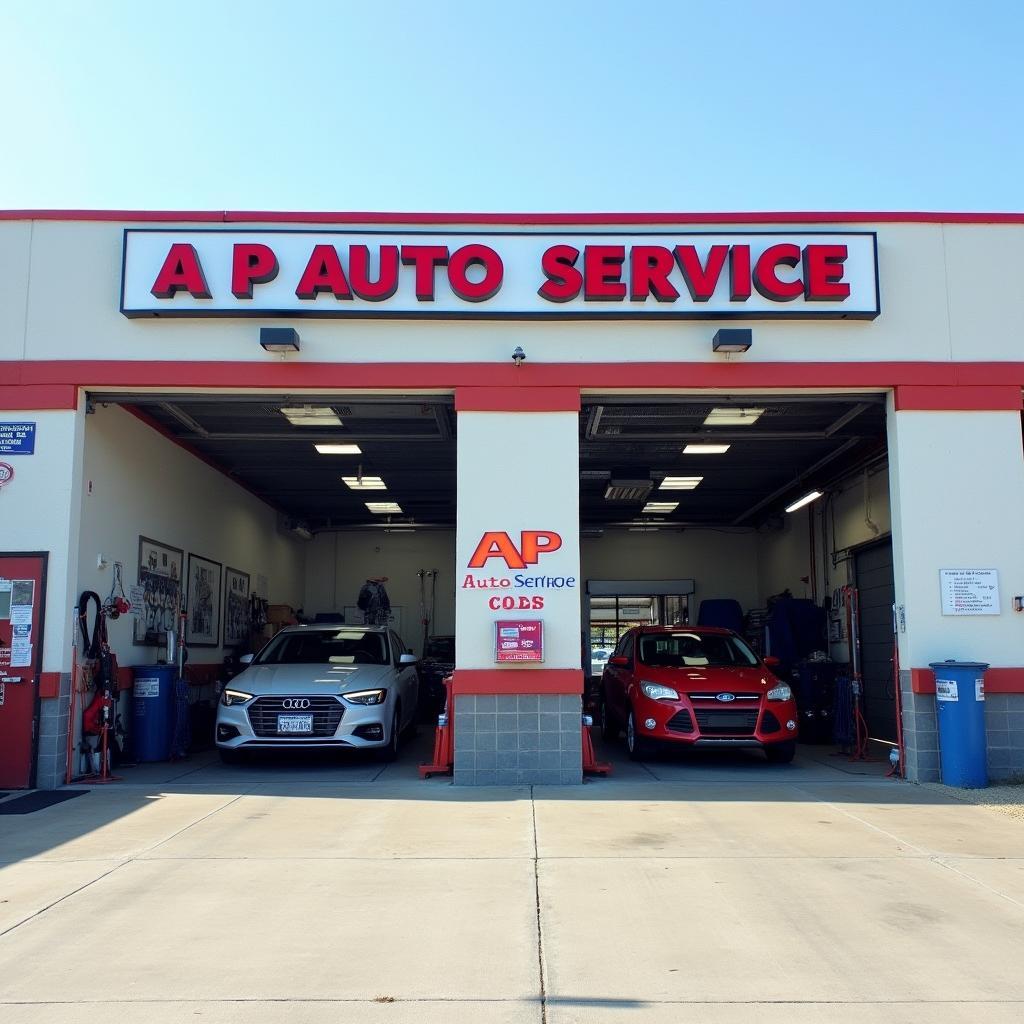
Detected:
[929,660,989,788]
[132,665,176,762]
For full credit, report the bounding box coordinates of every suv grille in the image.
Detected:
[694,709,759,736]
[666,709,694,734]
[247,696,345,738]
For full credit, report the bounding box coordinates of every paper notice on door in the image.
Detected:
[0,579,12,592]
[9,605,32,626]
[10,640,31,667]
[11,579,34,606]
[12,623,31,640]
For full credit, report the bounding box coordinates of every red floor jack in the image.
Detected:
[419,675,455,777]
[582,715,612,776]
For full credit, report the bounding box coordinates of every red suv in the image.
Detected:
[600,626,799,763]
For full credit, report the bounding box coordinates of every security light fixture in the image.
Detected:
[712,328,752,353]
[512,346,526,366]
[683,444,731,455]
[315,444,362,455]
[280,405,343,427]
[343,476,386,490]
[785,490,823,513]
[703,407,765,427]
[642,501,679,513]
[659,476,703,490]
[260,327,301,353]
[366,502,403,514]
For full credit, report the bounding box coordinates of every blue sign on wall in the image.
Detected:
[0,423,36,455]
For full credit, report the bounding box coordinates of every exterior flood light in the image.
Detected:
[280,405,342,426]
[703,407,764,427]
[712,328,752,353]
[785,490,823,513]
[260,327,301,353]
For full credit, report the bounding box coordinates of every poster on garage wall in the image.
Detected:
[186,553,222,647]
[135,537,183,645]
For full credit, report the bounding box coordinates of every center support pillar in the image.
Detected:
[453,386,583,785]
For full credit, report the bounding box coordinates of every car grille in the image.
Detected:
[694,709,759,736]
[246,696,345,738]
[687,692,761,701]
[666,709,694,734]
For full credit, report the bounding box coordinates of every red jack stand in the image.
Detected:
[419,675,455,778]
[582,718,612,776]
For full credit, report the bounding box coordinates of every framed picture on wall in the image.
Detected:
[185,553,222,647]
[134,537,184,645]
[223,566,251,647]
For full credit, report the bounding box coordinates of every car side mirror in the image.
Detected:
[240,653,254,665]
[609,655,629,667]
[399,653,418,665]
[763,655,781,668]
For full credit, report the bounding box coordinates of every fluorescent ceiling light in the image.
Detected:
[660,476,703,490]
[703,407,764,427]
[280,406,343,427]
[683,444,731,455]
[315,444,362,455]
[628,526,661,532]
[642,501,679,513]
[785,490,823,513]
[365,501,403,514]
[343,476,386,490]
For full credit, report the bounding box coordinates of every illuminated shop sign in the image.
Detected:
[121,230,880,319]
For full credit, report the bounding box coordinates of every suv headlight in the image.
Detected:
[766,683,793,702]
[640,681,680,701]
[221,688,253,707]
[343,689,387,706]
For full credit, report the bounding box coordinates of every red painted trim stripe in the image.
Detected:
[0,384,78,410]
[911,667,1024,695]
[453,669,583,695]
[455,386,581,412]
[2,210,1024,225]
[895,385,1023,411]
[9,360,1024,392]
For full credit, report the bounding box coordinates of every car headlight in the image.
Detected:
[343,689,387,706]
[221,688,253,707]
[640,681,680,701]
[766,683,793,702]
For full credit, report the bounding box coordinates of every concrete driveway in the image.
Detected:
[1,739,1023,1023]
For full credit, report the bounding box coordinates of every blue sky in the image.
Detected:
[1,1,1021,212]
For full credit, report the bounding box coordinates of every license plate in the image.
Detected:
[277,714,314,734]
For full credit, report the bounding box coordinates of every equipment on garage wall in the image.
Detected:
[417,568,438,651]
[356,577,391,626]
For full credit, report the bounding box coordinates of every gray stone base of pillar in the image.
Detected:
[454,694,582,786]
[35,673,72,790]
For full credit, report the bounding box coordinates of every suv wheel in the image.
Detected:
[379,708,401,762]
[626,709,651,761]
[599,696,618,740]
[765,740,796,765]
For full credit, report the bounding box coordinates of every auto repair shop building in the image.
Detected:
[1,210,1022,790]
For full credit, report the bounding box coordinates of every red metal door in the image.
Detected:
[0,553,47,789]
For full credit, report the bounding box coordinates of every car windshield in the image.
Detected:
[424,637,455,661]
[638,632,758,668]
[258,629,388,665]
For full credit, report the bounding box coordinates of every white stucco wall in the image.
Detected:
[76,404,306,668]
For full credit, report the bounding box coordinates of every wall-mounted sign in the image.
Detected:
[0,423,35,455]
[121,229,880,320]
[495,620,544,663]
[940,568,1001,616]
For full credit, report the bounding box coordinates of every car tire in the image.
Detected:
[626,709,651,761]
[380,708,401,762]
[599,696,618,740]
[218,747,243,765]
[765,740,796,764]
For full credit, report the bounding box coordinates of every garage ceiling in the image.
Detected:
[91,392,886,531]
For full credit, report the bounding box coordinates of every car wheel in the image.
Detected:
[218,747,242,765]
[599,696,618,740]
[626,709,651,761]
[379,708,401,763]
[765,740,796,765]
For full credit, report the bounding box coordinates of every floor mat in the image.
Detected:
[0,790,88,814]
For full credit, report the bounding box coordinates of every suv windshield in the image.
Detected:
[638,632,758,668]
[424,637,455,661]
[258,629,388,665]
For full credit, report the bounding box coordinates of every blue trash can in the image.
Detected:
[929,660,989,788]
[132,665,176,762]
